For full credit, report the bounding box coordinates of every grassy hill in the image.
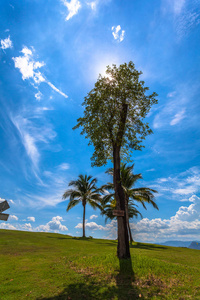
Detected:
[0,229,200,299]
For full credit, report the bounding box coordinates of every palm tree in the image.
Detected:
[62,174,102,238]
[101,196,142,223]
[102,163,158,243]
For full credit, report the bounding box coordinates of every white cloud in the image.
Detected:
[9,215,18,221]
[87,1,97,10]
[47,82,68,99]
[173,187,197,195]
[75,221,104,230]
[131,195,200,242]
[75,220,118,235]
[13,47,68,99]
[9,199,15,205]
[0,223,16,230]
[13,47,45,81]
[52,216,64,222]
[22,223,33,231]
[170,109,185,125]
[172,195,200,222]
[132,218,169,233]
[0,197,14,206]
[36,216,68,232]
[35,91,42,101]
[27,217,35,222]
[1,35,13,50]
[36,107,53,112]
[58,163,70,170]
[62,0,81,21]
[146,168,155,172]
[112,25,125,42]
[90,214,98,220]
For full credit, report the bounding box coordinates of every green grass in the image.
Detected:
[0,230,200,299]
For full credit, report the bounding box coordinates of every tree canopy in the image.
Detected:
[74,61,158,166]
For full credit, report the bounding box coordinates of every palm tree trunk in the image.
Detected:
[127,220,133,244]
[125,195,133,244]
[83,204,86,238]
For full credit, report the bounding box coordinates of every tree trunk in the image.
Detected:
[125,195,133,244]
[83,204,86,238]
[127,219,133,244]
[113,145,130,259]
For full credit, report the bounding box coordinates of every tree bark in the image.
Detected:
[83,204,86,238]
[127,219,133,244]
[113,145,130,259]
[125,195,133,244]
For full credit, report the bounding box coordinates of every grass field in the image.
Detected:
[0,229,200,299]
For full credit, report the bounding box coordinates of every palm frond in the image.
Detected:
[66,199,80,211]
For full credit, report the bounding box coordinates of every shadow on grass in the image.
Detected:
[132,243,167,251]
[37,257,143,300]
[46,236,117,246]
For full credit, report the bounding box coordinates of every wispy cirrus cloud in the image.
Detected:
[11,113,56,171]
[162,0,185,16]
[162,0,200,40]
[87,0,111,12]
[170,109,185,125]
[58,163,70,170]
[173,0,186,15]
[20,166,71,207]
[153,82,199,129]
[152,167,200,198]
[13,47,68,99]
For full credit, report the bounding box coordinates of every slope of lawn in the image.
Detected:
[0,229,200,299]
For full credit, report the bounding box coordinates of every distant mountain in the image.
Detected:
[158,241,192,247]
[188,242,200,250]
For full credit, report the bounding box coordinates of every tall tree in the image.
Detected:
[73,61,158,258]
[62,174,101,238]
[103,163,158,243]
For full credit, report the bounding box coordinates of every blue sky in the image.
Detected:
[0,0,200,243]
